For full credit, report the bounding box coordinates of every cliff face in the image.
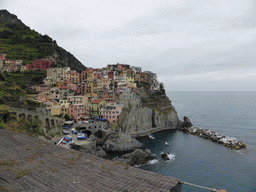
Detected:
[117,105,181,134]
[115,83,182,134]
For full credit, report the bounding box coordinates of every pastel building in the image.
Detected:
[37,84,51,92]
[102,103,123,123]
[91,99,107,117]
[69,70,81,84]
[69,104,86,121]
[67,95,89,106]
[59,87,75,100]
[97,78,112,91]
[26,60,53,70]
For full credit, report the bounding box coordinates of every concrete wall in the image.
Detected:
[8,107,65,135]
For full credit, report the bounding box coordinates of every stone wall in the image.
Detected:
[8,107,64,135]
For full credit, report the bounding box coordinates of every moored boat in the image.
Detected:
[148,134,155,139]
[77,132,87,140]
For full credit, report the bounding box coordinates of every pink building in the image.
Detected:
[0,53,6,60]
[26,60,53,70]
[69,104,86,121]
[37,93,47,102]
[102,103,123,123]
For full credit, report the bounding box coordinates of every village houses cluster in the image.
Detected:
[0,53,160,123]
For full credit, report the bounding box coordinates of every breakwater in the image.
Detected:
[183,126,246,150]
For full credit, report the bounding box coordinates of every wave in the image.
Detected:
[147,159,159,165]
[161,152,175,161]
[166,153,175,161]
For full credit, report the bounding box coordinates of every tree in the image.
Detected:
[160,83,165,95]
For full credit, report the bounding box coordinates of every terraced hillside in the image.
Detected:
[0,9,86,72]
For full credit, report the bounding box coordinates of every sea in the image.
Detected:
[136,91,256,192]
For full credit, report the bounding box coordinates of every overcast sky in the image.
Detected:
[2,0,256,91]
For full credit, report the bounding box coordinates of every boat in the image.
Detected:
[148,134,155,140]
[165,141,169,146]
[77,132,87,140]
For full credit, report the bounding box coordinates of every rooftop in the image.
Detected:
[0,129,182,191]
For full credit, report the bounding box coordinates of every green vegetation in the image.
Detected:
[0,71,46,105]
[2,70,46,87]
[0,9,86,71]
[0,16,55,64]
[0,106,44,137]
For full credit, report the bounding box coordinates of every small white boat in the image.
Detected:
[148,134,155,139]
[165,141,169,146]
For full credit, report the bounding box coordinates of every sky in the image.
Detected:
[1,0,256,91]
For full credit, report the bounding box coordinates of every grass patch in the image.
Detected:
[100,164,113,177]
[14,168,30,179]
[113,161,129,169]
[0,160,22,167]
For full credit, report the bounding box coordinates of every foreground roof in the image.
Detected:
[0,129,182,191]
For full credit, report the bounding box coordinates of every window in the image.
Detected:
[116,111,119,114]
[113,116,115,118]
[112,111,115,114]
[106,115,108,118]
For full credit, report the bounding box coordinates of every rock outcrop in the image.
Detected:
[71,144,107,158]
[102,133,142,152]
[182,116,193,128]
[113,149,157,166]
[184,126,246,150]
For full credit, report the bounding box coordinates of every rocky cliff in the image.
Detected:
[113,82,182,134]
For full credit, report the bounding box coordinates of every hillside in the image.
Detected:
[0,9,86,72]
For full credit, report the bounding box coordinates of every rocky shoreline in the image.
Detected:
[182,126,246,150]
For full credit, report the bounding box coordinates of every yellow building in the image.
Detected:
[59,100,70,108]
[127,82,137,88]
[87,71,94,80]
[97,78,112,91]
[51,105,62,116]
[69,71,81,84]
[91,99,107,117]
[126,73,134,83]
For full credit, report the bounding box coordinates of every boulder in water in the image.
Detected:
[161,152,171,161]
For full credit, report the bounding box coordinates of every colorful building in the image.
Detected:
[102,103,123,123]
[69,70,81,84]
[91,99,107,117]
[26,60,53,70]
[69,104,86,121]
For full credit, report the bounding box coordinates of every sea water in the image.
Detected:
[137,91,256,192]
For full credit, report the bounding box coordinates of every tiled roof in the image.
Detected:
[0,129,182,192]
[91,99,104,104]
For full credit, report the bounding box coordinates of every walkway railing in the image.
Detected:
[181,181,226,192]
